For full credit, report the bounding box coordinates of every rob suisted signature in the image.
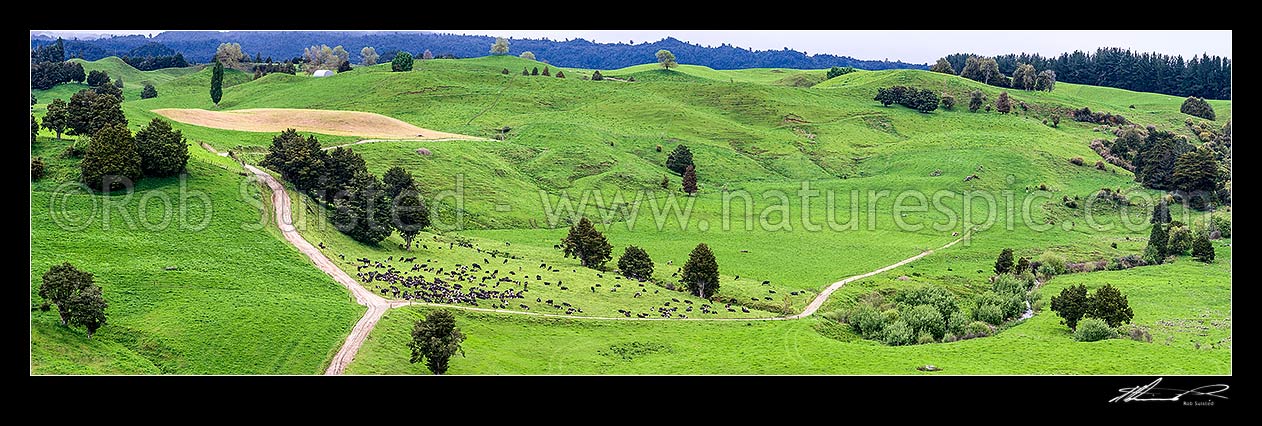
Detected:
[1110,378,1229,403]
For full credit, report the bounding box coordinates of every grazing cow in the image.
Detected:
[762,280,770,285]
[769,290,776,294]
[742,307,750,313]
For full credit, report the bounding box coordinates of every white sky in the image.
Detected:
[33,30,1231,64]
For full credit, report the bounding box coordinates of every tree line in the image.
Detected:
[941,47,1230,99]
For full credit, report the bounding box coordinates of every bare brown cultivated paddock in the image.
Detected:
[153,108,479,140]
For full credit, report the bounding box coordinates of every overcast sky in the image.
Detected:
[34,30,1231,64]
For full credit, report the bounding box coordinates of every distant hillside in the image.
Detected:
[31,32,927,71]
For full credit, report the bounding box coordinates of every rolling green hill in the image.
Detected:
[31,55,1231,374]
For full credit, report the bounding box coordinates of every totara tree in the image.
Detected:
[361,46,379,65]
[940,94,956,110]
[65,284,108,338]
[422,49,433,60]
[337,60,352,73]
[1192,230,1215,263]
[393,185,430,251]
[331,171,395,245]
[555,70,565,78]
[994,248,1014,274]
[665,144,694,175]
[1050,284,1089,330]
[39,262,95,326]
[140,83,158,99]
[67,89,126,137]
[968,90,984,112]
[541,66,550,76]
[560,217,613,269]
[591,70,604,81]
[655,49,677,69]
[1150,199,1171,224]
[320,146,368,202]
[80,123,142,192]
[1133,129,1192,190]
[1086,284,1133,327]
[522,67,529,76]
[134,118,190,177]
[681,243,720,298]
[1015,256,1030,275]
[617,245,654,280]
[490,37,510,55]
[86,70,110,87]
[42,98,69,139]
[1172,147,1219,209]
[391,51,414,72]
[1179,96,1215,120]
[501,68,510,75]
[995,91,1012,114]
[261,129,327,192]
[531,67,538,76]
[382,166,417,200]
[930,58,955,74]
[93,78,123,99]
[1143,220,1169,264]
[681,165,698,195]
[408,309,465,375]
[519,51,536,61]
[210,60,224,106]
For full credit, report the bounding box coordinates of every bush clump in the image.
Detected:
[1179,96,1215,120]
[1073,318,1119,342]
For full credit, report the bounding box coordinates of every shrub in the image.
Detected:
[974,302,1005,325]
[1179,96,1215,120]
[501,68,509,75]
[846,304,886,339]
[992,273,1030,295]
[140,84,158,99]
[968,90,984,112]
[1095,160,1107,170]
[947,310,969,335]
[895,286,959,320]
[1211,215,1230,238]
[825,66,855,79]
[591,70,604,81]
[995,92,1012,114]
[1037,252,1067,276]
[1073,318,1119,342]
[880,320,914,346]
[904,304,947,340]
[916,332,936,345]
[555,70,565,78]
[994,248,1014,274]
[390,52,414,72]
[1166,225,1192,255]
[940,94,955,110]
[1192,231,1215,263]
[31,157,45,181]
[965,321,993,337]
[1069,157,1085,166]
[942,333,957,342]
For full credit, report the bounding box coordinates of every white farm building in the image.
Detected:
[312,70,334,77]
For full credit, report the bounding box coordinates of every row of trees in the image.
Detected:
[944,55,1056,92]
[1107,127,1225,209]
[1144,201,1216,264]
[260,130,431,247]
[874,86,941,113]
[31,38,88,90]
[561,217,720,298]
[122,52,188,71]
[944,48,1230,99]
[78,119,190,192]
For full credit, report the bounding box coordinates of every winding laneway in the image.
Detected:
[243,162,962,374]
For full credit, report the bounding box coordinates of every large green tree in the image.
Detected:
[134,118,189,177]
[391,51,414,72]
[65,284,108,338]
[1087,284,1134,327]
[656,49,677,69]
[393,186,430,251]
[968,90,984,112]
[665,144,694,175]
[41,98,70,139]
[80,123,142,192]
[560,217,612,269]
[1050,284,1089,330]
[320,147,368,202]
[382,166,416,199]
[1011,63,1037,90]
[331,171,395,245]
[929,58,955,74]
[39,263,94,326]
[617,245,654,280]
[995,91,1012,114]
[261,129,327,192]
[408,309,465,375]
[361,47,379,65]
[681,243,720,298]
[86,70,110,87]
[210,61,224,106]
[1134,129,1192,190]
[1172,147,1219,209]
[67,89,126,137]
[140,83,158,99]
[1143,220,1169,264]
